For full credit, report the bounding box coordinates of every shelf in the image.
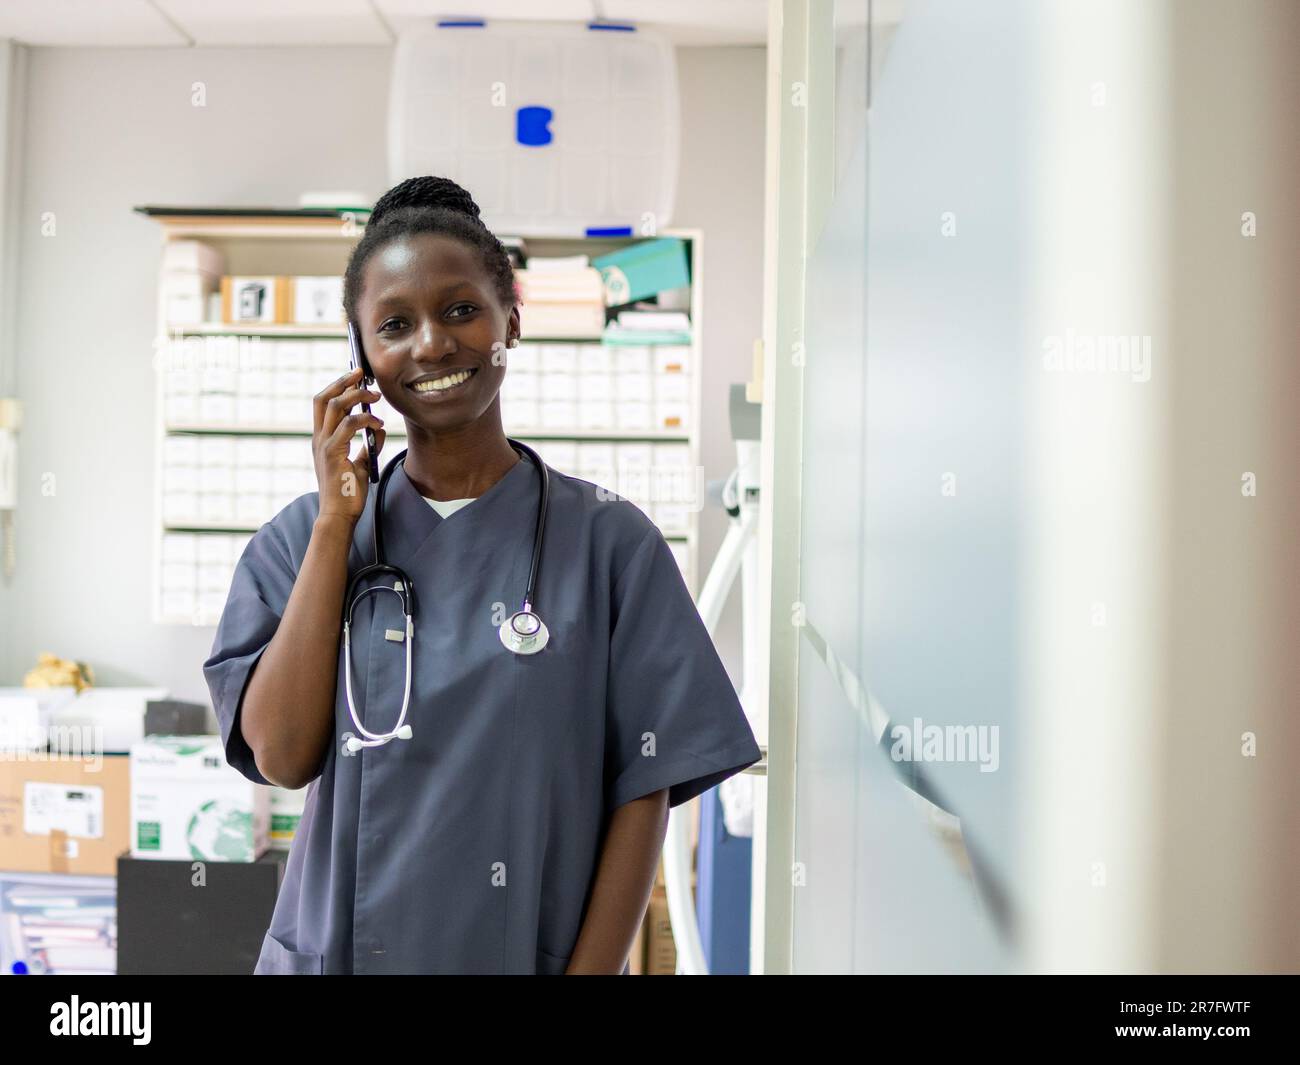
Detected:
[147,212,706,621]
[165,424,690,441]
[164,521,692,540]
[163,324,677,345]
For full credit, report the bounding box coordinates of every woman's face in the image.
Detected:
[356,232,519,433]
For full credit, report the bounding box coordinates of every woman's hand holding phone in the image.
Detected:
[313,366,386,527]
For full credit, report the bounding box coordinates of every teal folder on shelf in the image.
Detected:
[591,237,690,306]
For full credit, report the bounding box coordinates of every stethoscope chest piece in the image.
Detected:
[500,610,549,655]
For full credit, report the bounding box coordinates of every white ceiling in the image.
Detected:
[0,0,782,48]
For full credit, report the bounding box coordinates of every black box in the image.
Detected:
[116,851,287,974]
[144,699,210,737]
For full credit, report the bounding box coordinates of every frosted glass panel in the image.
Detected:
[793,0,1031,972]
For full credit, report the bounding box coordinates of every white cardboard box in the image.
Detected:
[131,735,269,862]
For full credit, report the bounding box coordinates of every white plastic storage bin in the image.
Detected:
[389,19,679,236]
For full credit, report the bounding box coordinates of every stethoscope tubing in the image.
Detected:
[340,438,550,750]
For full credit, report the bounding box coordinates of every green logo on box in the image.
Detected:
[137,822,161,850]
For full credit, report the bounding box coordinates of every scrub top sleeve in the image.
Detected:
[201,521,299,786]
[604,527,762,811]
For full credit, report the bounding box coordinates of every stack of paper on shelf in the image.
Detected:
[515,263,606,338]
[0,873,118,975]
[603,307,693,346]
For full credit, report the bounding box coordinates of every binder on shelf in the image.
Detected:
[592,238,690,307]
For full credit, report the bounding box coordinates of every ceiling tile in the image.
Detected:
[603,0,768,45]
[0,0,189,47]
[156,0,392,46]
[376,1,598,23]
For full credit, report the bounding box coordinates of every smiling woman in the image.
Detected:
[201,174,763,975]
[341,178,522,500]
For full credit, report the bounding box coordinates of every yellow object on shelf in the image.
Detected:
[24,652,95,693]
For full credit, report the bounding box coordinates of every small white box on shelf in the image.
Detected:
[653,346,691,374]
[272,398,305,429]
[668,540,690,575]
[165,395,197,424]
[540,401,577,428]
[199,366,237,394]
[199,437,236,466]
[578,442,617,468]
[165,287,214,326]
[540,344,578,373]
[197,532,232,565]
[613,346,652,374]
[161,532,198,563]
[236,436,275,468]
[198,494,234,523]
[655,401,690,431]
[661,504,694,532]
[200,467,234,494]
[162,492,198,522]
[199,394,236,423]
[614,401,651,430]
[166,369,199,396]
[616,373,651,401]
[275,340,311,371]
[577,401,614,430]
[224,277,281,324]
[236,396,272,425]
[273,437,309,468]
[579,344,613,373]
[163,466,197,493]
[131,735,269,862]
[197,563,230,592]
[541,441,579,471]
[311,339,346,370]
[502,372,539,401]
[241,469,273,495]
[509,343,541,373]
[161,562,197,592]
[274,369,308,397]
[541,375,578,401]
[163,436,200,466]
[235,493,270,523]
[240,369,272,396]
[655,373,691,403]
[291,276,344,324]
[272,469,303,496]
[617,442,654,468]
[502,400,539,429]
[163,240,225,276]
[652,442,691,467]
[578,374,613,401]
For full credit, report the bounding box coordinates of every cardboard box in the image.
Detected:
[0,754,131,876]
[290,276,344,324]
[220,276,290,324]
[130,736,269,862]
[643,884,677,975]
[268,786,307,850]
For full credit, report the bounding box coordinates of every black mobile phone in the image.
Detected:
[347,320,381,484]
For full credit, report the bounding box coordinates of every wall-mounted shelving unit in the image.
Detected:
[137,206,705,626]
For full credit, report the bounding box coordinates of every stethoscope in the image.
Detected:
[340,439,550,754]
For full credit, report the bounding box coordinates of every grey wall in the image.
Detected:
[0,43,765,705]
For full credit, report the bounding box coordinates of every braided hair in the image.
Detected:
[342,176,517,322]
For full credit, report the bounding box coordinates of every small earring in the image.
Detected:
[507,337,518,348]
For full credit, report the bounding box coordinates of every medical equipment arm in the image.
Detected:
[565,788,669,974]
